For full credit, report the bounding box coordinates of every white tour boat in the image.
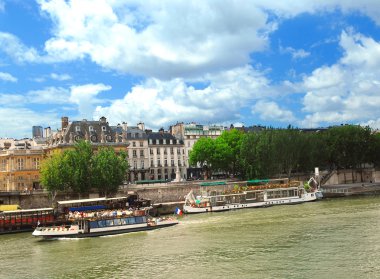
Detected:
[183,183,321,214]
[32,196,178,239]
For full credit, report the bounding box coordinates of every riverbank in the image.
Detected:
[2,180,380,215]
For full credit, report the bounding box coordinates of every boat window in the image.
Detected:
[135,216,144,223]
[106,220,114,226]
[114,219,122,226]
[98,220,106,227]
[90,221,98,228]
[127,217,136,224]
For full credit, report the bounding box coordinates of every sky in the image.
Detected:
[1,1,380,139]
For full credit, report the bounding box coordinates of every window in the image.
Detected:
[132,142,136,147]
[140,141,143,147]
[140,150,144,157]
[164,148,167,155]
[0,159,6,171]
[102,126,106,131]
[170,139,173,144]
[177,149,180,154]
[164,159,168,166]
[133,150,137,157]
[135,133,139,138]
[17,158,24,170]
[171,160,174,166]
[141,161,144,169]
[157,149,160,155]
[32,158,40,169]
[149,139,152,144]
[178,160,181,167]
[133,161,137,169]
[158,159,161,166]
[170,147,174,155]
[89,126,94,132]
[75,126,80,132]
[150,149,153,155]
[163,139,166,144]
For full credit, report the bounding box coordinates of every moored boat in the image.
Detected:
[183,181,321,214]
[32,196,178,239]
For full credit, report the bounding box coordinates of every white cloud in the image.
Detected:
[94,65,270,129]
[298,30,380,127]
[252,100,296,123]
[0,32,42,63]
[0,72,17,82]
[50,73,71,81]
[37,0,273,78]
[280,46,310,59]
[0,108,58,139]
[70,83,112,119]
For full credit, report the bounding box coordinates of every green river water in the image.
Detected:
[1,196,380,279]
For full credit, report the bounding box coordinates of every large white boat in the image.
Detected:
[32,196,178,239]
[183,182,321,214]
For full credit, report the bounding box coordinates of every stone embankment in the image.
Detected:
[2,178,380,216]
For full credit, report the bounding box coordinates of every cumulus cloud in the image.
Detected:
[36,0,273,78]
[0,107,59,139]
[0,72,17,82]
[252,100,296,123]
[94,65,270,129]
[299,30,380,127]
[50,73,71,81]
[0,32,42,63]
[280,46,310,59]
[70,83,112,119]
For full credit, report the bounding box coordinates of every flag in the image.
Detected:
[175,207,183,216]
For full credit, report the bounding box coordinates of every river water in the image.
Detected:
[1,196,380,279]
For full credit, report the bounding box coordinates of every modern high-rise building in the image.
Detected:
[32,126,43,138]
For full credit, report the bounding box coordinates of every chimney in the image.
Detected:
[137,122,145,131]
[99,116,107,124]
[122,122,128,131]
[61,117,69,130]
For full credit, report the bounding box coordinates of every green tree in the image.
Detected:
[92,148,129,196]
[217,129,244,176]
[189,137,216,179]
[40,140,128,197]
[40,152,70,201]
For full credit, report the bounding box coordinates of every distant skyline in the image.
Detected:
[1,1,380,138]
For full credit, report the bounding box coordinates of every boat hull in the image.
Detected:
[33,220,178,239]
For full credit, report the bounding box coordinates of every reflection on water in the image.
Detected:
[2,196,380,279]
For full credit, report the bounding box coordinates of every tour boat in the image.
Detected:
[183,186,321,214]
[32,196,178,239]
[32,208,178,239]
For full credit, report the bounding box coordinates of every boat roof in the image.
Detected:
[58,196,128,205]
[1,208,53,214]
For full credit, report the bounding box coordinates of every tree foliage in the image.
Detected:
[40,141,129,197]
[191,125,380,180]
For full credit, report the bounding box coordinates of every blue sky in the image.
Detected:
[1,1,380,138]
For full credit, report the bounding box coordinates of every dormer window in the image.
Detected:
[75,126,80,132]
[101,126,106,131]
[89,126,94,132]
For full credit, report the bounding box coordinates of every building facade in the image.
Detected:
[45,116,129,155]
[148,128,186,181]
[117,122,150,183]
[0,139,43,192]
[170,122,225,178]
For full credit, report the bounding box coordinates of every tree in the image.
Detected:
[92,148,129,196]
[40,140,129,197]
[217,129,244,176]
[189,137,216,179]
[40,153,70,201]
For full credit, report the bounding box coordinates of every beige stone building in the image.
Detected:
[0,139,43,192]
